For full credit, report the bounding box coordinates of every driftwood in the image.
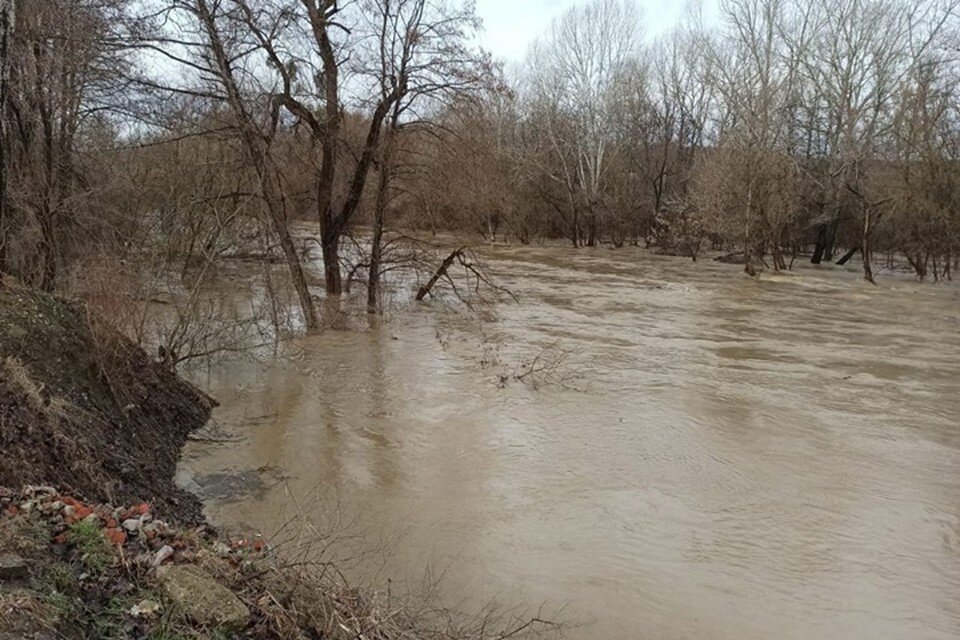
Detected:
[415,245,517,305]
[836,246,859,266]
[416,247,466,300]
[714,252,748,264]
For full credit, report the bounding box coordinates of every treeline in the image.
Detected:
[412,0,960,284]
[0,0,957,332]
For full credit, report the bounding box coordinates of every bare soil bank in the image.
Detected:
[0,279,215,523]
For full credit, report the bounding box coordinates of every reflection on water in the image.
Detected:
[180,247,960,640]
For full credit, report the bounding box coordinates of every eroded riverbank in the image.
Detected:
[180,247,960,640]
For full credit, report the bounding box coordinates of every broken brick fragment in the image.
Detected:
[103,527,127,546]
[121,503,151,520]
[66,503,94,524]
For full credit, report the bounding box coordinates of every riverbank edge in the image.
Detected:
[0,281,358,638]
[0,281,557,640]
[0,485,389,639]
[0,278,215,523]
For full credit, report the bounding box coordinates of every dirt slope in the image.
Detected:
[0,279,215,523]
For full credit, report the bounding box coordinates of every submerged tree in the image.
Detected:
[357,0,487,313]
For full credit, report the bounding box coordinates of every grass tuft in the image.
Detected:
[68,519,112,573]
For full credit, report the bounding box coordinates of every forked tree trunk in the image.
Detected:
[368,105,401,314]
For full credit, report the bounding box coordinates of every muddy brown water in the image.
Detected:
[179,246,960,640]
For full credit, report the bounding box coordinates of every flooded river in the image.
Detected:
[180,246,960,639]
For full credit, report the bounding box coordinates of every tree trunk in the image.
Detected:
[272,216,319,331]
[37,208,57,292]
[811,223,828,264]
[367,204,385,314]
[320,225,343,295]
[861,210,876,285]
[0,0,12,274]
[823,220,837,262]
[416,248,464,301]
[770,237,786,271]
[585,204,597,247]
[570,199,580,248]
[258,159,319,332]
[811,220,838,264]
[906,251,926,280]
[368,146,394,313]
[743,183,756,275]
[836,246,859,266]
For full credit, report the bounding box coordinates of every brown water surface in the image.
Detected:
[180,247,960,640]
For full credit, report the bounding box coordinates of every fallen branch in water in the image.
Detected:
[417,246,518,307]
[417,247,466,301]
[500,341,581,391]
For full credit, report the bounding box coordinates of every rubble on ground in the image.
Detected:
[0,485,269,639]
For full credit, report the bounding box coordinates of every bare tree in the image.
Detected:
[0,0,12,273]
[802,0,954,282]
[880,53,960,281]
[198,0,320,328]
[358,0,487,313]
[1,0,133,290]
[522,0,643,247]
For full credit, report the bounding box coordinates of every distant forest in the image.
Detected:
[1,0,958,329]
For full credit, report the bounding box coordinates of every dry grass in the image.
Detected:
[200,492,567,640]
[0,591,61,638]
[2,356,45,410]
[218,551,564,640]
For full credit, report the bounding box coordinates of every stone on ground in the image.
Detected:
[0,554,28,581]
[157,564,249,632]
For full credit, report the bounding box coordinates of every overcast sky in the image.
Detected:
[474,0,720,63]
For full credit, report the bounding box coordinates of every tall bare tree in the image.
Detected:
[523,0,643,247]
[0,0,13,272]
[358,0,486,313]
[180,0,321,329]
[1,0,132,290]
